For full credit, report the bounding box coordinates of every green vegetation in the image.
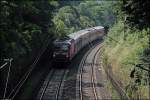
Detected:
[0,0,116,65]
[103,0,150,99]
[103,21,149,99]
[0,0,54,65]
[0,1,55,97]
[106,78,120,99]
[0,0,149,99]
[52,1,116,37]
[0,0,116,97]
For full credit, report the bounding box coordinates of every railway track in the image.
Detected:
[1,36,51,100]
[103,64,130,100]
[78,42,103,100]
[79,41,129,100]
[8,39,129,100]
[37,40,104,100]
[91,45,103,100]
[37,68,68,100]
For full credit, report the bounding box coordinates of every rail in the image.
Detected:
[91,45,103,100]
[1,35,51,99]
[99,50,130,100]
[39,69,67,100]
[39,69,55,100]
[78,40,101,100]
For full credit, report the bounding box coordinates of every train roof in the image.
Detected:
[68,26,104,40]
[53,26,104,45]
[53,36,72,45]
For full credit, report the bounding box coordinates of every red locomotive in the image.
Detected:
[52,26,104,62]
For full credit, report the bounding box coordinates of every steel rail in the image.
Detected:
[79,45,93,100]
[8,35,51,99]
[79,54,86,100]
[78,41,100,100]
[100,54,130,99]
[39,69,67,100]
[8,68,30,98]
[91,45,103,100]
[39,69,55,100]
[105,67,130,100]
[55,70,68,100]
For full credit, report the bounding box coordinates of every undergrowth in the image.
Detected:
[103,20,149,99]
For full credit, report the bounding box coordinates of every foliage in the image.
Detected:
[0,0,149,99]
[0,0,54,63]
[0,0,56,97]
[52,1,116,36]
[123,0,150,29]
[103,0,150,99]
[52,5,81,35]
[78,1,116,26]
[104,20,149,99]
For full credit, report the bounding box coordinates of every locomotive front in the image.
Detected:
[53,38,71,62]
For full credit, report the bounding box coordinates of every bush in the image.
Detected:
[103,20,149,99]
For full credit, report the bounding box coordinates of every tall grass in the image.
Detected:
[103,20,149,99]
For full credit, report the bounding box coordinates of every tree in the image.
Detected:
[0,1,55,95]
[123,0,150,29]
[78,1,116,26]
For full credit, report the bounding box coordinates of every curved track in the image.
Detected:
[13,39,129,100]
[37,40,105,100]
[78,42,103,100]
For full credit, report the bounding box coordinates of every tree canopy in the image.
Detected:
[123,0,150,29]
[0,0,54,65]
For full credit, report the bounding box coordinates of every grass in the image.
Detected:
[106,78,120,99]
[100,49,120,99]
[102,20,150,99]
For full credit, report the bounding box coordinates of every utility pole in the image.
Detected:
[3,58,13,99]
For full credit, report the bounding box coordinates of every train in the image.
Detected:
[52,26,105,62]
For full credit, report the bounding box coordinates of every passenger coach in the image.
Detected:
[52,26,104,62]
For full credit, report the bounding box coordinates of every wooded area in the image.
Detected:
[0,0,149,99]
[103,0,149,99]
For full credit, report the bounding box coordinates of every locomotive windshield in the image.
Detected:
[61,45,68,51]
[54,43,69,51]
[53,37,71,52]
